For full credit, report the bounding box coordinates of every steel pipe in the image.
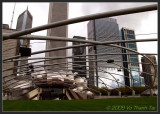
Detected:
[3,52,157,63]
[3,4,157,39]
[3,33,157,43]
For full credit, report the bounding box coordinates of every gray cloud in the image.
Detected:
[79,2,157,32]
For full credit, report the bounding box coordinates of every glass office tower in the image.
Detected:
[121,27,143,87]
[72,36,86,78]
[88,18,124,88]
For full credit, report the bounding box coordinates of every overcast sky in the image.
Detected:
[3,2,157,88]
[3,2,157,62]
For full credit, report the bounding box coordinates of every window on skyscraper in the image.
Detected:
[131,67,139,71]
[128,43,136,48]
[127,34,135,39]
[130,58,138,62]
[130,54,137,57]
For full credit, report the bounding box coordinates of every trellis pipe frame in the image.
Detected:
[3,59,155,79]
[3,4,157,39]
[3,64,152,91]
[2,38,157,80]
[3,59,157,73]
[2,39,157,73]
[3,52,157,64]
[3,63,151,89]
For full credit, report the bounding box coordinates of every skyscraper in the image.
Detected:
[45,2,68,70]
[72,36,86,78]
[16,7,33,47]
[121,28,141,87]
[16,8,33,74]
[88,18,123,87]
[3,27,19,86]
[141,55,158,87]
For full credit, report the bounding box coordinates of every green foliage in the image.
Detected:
[153,85,157,89]
[90,86,108,95]
[3,86,11,95]
[109,87,150,96]
[131,87,149,94]
[99,87,108,96]
[119,87,132,95]
[109,89,119,96]
[91,86,101,95]
[87,86,153,96]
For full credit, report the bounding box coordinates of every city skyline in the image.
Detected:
[2,2,157,88]
[2,3,157,62]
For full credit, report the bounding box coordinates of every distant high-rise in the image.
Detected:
[45,2,68,70]
[141,55,158,87]
[87,18,123,87]
[72,36,86,78]
[16,7,33,47]
[121,28,141,87]
[16,8,33,74]
[3,27,18,86]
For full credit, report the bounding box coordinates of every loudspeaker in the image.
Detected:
[19,47,31,57]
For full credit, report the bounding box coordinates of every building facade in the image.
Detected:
[87,18,124,88]
[72,36,86,78]
[2,27,19,87]
[141,55,158,87]
[120,27,143,87]
[3,8,33,88]
[45,2,68,70]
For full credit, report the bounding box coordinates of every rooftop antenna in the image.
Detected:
[10,2,16,29]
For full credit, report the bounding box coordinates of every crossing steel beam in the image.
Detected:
[3,4,157,39]
[3,62,153,89]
